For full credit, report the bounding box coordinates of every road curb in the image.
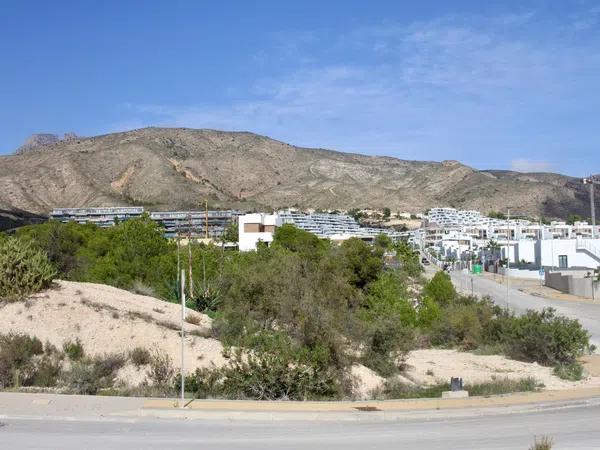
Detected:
[138,387,600,419]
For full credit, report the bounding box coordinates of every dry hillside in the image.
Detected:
[0,127,596,218]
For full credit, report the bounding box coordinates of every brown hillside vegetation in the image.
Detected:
[0,127,596,218]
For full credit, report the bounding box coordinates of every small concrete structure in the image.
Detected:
[545,270,600,299]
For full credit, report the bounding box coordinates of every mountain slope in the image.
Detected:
[0,127,596,218]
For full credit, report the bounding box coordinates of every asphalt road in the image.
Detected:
[448,269,600,347]
[2,401,600,450]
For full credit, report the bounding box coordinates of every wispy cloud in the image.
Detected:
[510,159,553,173]
[111,10,600,174]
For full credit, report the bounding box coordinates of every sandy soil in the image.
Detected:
[0,280,226,383]
[350,365,384,399]
[404,349,600,390]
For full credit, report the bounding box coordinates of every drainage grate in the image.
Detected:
[354,406,381,412]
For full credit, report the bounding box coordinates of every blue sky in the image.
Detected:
[1,0,599,176]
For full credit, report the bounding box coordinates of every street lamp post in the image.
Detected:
[180,269,186,405]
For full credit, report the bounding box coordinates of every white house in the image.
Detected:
[238,213,282,251]
[536,238,600,269]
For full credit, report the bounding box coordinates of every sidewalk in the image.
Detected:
[3,388,600,422]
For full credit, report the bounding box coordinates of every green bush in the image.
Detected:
[0,333,44,388]
[63,338,85,361]
[130,347,152,366]
[466,377,542,396]
[147,350,175,386]
[189,349,343,400]
[499,308,592,366]
[63,353,126,395]
[553,362,584,381]
[0,334,63,388]
[0,237,56,301]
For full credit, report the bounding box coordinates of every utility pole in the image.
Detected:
[583,176,598,239]
[187,212,193,300]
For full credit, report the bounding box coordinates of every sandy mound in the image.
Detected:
[0,281,226,379]
[404,349,600,390]
[351,365,385,399]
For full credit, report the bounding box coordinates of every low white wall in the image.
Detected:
[497,267,542,280]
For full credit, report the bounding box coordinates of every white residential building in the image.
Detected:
[420,207,600,270]
[238,213,282,251]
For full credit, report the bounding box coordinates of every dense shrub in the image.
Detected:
[0,333,44,387]
[147,350,175,386]
[0,334,63,388]
[130,347,152,366]
[63,338,85,361]
[189,349,343,400]
[498,308,592,366]
[63,353,126,395]
[553,362,584,381]
[0,237,56,301]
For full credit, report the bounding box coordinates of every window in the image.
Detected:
[558,255,568,269]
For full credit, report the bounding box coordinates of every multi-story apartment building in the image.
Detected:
[239,211,409,251]
[50,207,240,239]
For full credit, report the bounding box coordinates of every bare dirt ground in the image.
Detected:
[0,280,226,385]
[404,349,600,390]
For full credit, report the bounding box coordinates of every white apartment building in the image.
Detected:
[421,208,600,270]
[238,211,411,251]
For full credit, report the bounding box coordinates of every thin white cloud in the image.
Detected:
[110,11,600,174]
[510,159,554,173]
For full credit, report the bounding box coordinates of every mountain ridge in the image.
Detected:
[0,127,596,220]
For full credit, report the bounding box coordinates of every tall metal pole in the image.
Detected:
[180,269,186,404]
[506,208,510,308]
[506,208,511,270]
[187,212,193,300]
[591,181,596,239]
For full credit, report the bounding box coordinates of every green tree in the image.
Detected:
[422,271,457,306]
[272,224,328,259]
[16,221,99,279]
[374,233,392,250]
[382,207,391,219]
[88,215,175,292]
[339,238,384,290]
[566,214,582,225]
[221,222,239,243]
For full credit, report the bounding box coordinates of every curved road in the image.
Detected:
[423,259,600,347]
[450,269,600,347]
[2,400,600,449]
